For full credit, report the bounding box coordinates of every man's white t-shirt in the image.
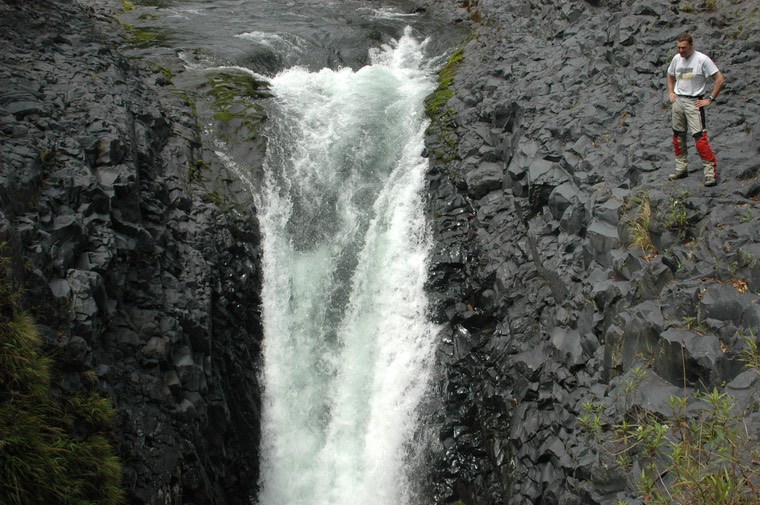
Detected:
[668,50,719,97]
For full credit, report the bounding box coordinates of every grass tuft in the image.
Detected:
[626,190,657,255]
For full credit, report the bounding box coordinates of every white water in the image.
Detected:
[256,28,440,505]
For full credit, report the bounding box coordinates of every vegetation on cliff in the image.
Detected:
[580,366,760,505]
[204,70,271,139]
[423,0,760,503]
[424,46,465,169]
[0,248,125,505]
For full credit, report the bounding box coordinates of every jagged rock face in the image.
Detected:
[4,0,760,504]
[0,1,262,503]
[424,0,760,503]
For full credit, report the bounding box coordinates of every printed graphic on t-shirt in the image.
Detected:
[677,67,694,80]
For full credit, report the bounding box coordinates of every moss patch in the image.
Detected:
[130,0,170,7]
[202,70,271,141]
[424,45,468,171]
[121,24,170,48]
[424,48,464,119]
[205,71,272,107]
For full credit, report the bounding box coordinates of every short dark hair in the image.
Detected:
[676,32,693,44]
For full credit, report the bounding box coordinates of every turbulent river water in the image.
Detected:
[256,31,441,504]
[120,1,465,503]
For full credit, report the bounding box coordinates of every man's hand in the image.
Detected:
[695,98,713,108]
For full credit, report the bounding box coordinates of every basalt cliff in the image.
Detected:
[1,0,262,503]
[1,0,759,504]
[424,0,760,503]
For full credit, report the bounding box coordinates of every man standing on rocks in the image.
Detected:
[667,31,724,187]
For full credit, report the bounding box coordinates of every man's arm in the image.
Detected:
[710,71,725,99]
[667,73,677,103]
[696,71,724,108]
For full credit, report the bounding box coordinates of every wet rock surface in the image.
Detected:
[1,0,262,503]
[423,0,760,503]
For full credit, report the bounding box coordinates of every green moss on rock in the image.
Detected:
[424,47,463,120]
[424,45,467,172]
[203,71,271,141]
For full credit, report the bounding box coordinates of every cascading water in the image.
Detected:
[256,27,440,505]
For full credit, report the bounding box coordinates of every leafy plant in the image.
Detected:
[683,314,707,334]
[680,0,718,13]
[151,63,173,83]
[461,0,482,23]
[578,401,604,435]
[618,365,647,412]
[202,71,270,142]
[37,146,59,168]
[612,389,759,505]
[661,191,690,236]
[704,0,718,12]
[424,40,472,171]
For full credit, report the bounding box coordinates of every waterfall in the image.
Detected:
[255,27,440,505]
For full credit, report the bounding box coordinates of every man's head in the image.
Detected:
[676,32,694,59]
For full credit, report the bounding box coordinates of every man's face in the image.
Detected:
[676,40,694,58]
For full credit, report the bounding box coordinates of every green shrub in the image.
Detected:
[612,389,759,504]
[661,191,690,235]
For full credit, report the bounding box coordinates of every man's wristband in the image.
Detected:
[708,95,715,102]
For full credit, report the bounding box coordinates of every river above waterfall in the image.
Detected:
[118,0,465,74]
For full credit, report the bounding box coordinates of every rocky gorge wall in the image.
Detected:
[1,0,262,503]
[2,0,760,504]
[423,0,760,503]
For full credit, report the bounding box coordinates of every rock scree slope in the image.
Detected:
[422,0,760,503]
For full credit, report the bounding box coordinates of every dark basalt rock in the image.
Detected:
[423,0,760,503]
[0,0,262,503]
[4,0,760,504]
